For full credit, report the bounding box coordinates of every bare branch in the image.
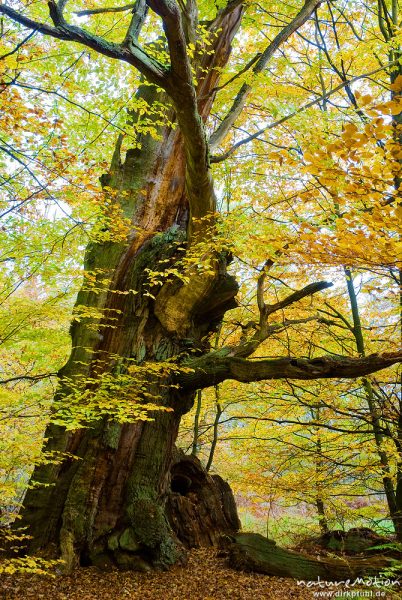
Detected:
[210,58,402,163]
[209,0,323,149]
[75,3,136,17]
[0,373,57,385]
[0,4,168,86]
[320,302,354,332]
[0,30,36,61]
[264,281,333,318]
[232,280,333,359]
[219,415,377,436]
[0,5,69,40]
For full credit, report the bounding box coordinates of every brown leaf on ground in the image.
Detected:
[0,548,392,600]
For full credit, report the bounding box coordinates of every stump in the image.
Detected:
[316,528,392,555]
[166,450,241,548]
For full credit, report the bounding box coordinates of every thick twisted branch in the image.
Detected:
[179,352,402,391]
[147,0,216,227]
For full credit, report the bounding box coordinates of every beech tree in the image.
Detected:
[1,0,401,573]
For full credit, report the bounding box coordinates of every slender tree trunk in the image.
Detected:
[395,268,402,540]
[314,429,329,535]
[205,385,223,472]
[377,0,402,543]
[191,390,202,457]
[343,268,401,538]
[16,8,243,572]
[316,498,329,535]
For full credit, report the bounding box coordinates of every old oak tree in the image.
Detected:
[1,0,401,574]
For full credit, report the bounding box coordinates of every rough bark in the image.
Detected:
[9,4,243,573]
[225,533,401,580]
[179,351,402,391]
[2,0,401,575]
[166,450,241,548]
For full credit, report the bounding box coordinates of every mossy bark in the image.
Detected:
[17,150,238,570]
[14,8,243,572]
[226,533,401,580]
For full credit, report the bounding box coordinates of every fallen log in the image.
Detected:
[225,533,401,580]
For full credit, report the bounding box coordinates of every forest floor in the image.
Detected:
[0,547,397,600]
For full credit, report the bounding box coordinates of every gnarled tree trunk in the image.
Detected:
[3,0,402,575]
[15,8,242,572]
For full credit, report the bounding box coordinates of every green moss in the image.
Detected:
[156,534,182,568]
[59,528,78,573]
[107,532,120,552]
[125,497,183,567]
[60,435,102,555]
[114,551,152,572]
[119,528,140,552]
[103,421,121,450]
[127,499,167,548]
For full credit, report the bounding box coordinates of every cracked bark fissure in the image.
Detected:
[2,0,401,573]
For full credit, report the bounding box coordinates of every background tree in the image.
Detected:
[177,0,402,547]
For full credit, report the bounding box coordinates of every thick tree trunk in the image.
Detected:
[13,8,243,572]
[7,0,401,575]
[17,130,238,570]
